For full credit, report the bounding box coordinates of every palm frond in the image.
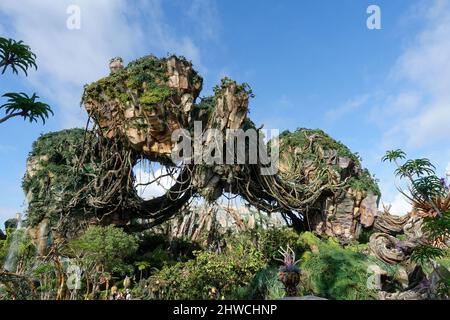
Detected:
[0,37,37,76]
[1,92,53,124]
[395,159,436,179]
[382,149,406,163]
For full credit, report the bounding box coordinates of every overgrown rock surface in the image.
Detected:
[83,55,202,162]
[24,54,382,245]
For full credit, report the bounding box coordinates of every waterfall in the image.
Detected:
[3,213,23,272]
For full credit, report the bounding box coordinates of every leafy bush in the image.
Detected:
[243,265,285,300]
[134,233,200,270]
[255,227,303,262]
[298,232,377,300]
[65,225,138,275]
[145,228,364,300]
[147,241,265,299]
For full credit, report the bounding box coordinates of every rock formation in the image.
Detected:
[364,208,449,299]
[84,55,202,162]
[276,128,380,241]
[22,54,382,248]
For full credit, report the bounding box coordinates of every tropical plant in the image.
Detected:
[0,36,53,125]
[381,149,406,164]
[244,266,285,300]
[411,245,446,267]
[382,150,449,294]
[299,232,379,300]
[228,265,285,300]
[0,92,53,124]
[0,37,37,75]
[64,225,139,299]
[276,245,300,273]
[382,149,449,217]
[276,245,301,296]
[134,261,151,281]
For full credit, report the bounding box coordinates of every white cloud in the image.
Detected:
[187,0,220,41]
[401,101,450,147]
[1,0,140,127]
[338,1,450,204]
[134,166,176,200]
[326,94,370,121]
[340,1,450,151]
[384,1,450,148]
[385,92,422,115]
[381,193,412,217]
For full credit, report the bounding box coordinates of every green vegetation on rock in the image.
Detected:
[347,169,381,196]
[279,128,359,161]
[82,55,201,111]
[22,129,96,227]
[279,128,380,196]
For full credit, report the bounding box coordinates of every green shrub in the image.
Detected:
[299,232,377,300]
[240,265,285,300]
[256,228,303,262]
[147,242,265,299]
[133,233,201,272]
[65,225,138,275]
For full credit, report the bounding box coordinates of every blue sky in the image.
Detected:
[1,0,450,228]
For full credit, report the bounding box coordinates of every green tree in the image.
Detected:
[65,225,138,299]
[382,149,448,216]
[0,36,53,124]
[67,225,138,274]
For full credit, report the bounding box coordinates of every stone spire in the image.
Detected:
[109,57,124,74]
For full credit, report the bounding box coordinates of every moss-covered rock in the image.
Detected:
[23,129,95,228]
[277,128,380,241]
[22,128,141,246]
[82,55,203,162]
[279,128,379,195]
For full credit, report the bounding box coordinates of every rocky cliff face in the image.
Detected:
[277,128,380,241]
[83,55,202,162]
[150,205,285,246]
[28,218,50,256]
